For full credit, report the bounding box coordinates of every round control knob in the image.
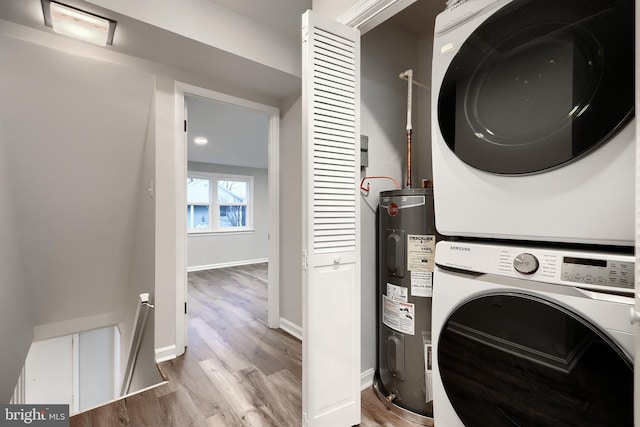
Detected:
[513,253,539,275]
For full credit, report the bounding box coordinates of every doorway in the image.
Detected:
[175,83,280,351]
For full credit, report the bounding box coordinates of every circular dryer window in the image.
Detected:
[437,293,633,426]
[437,0,634,175]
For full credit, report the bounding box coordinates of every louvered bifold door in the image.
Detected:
[633,15,640,425]
[301,10,361,427]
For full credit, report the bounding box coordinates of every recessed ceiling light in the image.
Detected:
[42,0,116,46]
[194,136,209,146]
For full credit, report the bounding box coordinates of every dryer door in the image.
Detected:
[437,0,634,174]
[438,293,633,426]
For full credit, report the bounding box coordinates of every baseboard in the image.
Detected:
[361,367,375,390]
[187,258,268,272]
[279,318,303,341]
[154,345,178,363]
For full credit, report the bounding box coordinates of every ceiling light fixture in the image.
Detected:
[42,0,116,46]
[194,137,209,146]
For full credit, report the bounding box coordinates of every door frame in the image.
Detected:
[174,82,281,351]
[336,0,418,33]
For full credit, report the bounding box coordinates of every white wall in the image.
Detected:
[0,117,33,402]
[153,76,180,359]
[24,335,74,407]
[278,95,303,330]
[0,35,155,340]
[187,162,269,269]
[118,91,161,395]
[414,33,436,181]
[84,0,300,78]
[79,328,115,411]
[359,19,423,373]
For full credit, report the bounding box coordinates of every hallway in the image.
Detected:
[71,264,420,426]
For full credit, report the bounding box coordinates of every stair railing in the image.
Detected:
[120,292,154,396]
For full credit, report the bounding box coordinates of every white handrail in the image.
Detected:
[120,293,154,396]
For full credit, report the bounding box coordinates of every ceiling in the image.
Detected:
[186,95,269,169]
[0,0,305,101]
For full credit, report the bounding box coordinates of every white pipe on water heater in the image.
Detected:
[400,69,413,132]
[399,69,414,188]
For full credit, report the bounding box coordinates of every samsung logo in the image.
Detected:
[450,246,471,252]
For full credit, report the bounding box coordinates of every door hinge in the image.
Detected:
[184,120,187,132]
[302,249,308,271]
[184,302,188,314]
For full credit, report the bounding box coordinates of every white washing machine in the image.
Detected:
[432,240,634,426]
[431,0,635,246]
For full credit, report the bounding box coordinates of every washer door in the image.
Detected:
[437,0,634,174]
[438,293,632,426]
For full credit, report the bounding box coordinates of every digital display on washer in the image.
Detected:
[562,257,607,267]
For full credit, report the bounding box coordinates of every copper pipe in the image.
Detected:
[359,176,401,194]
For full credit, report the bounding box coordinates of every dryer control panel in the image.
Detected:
[435,241,634,294]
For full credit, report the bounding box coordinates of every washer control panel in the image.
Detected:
[435,241,635,294]
[561,256,633,289]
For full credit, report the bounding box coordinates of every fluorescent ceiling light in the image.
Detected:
[194,137,209,146]
[42,0,116,46]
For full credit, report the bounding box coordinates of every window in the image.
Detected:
[186,178,210,229]
[187,173,253,233]
[217,180,248,228]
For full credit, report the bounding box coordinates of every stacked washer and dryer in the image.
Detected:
[430,0,636,425]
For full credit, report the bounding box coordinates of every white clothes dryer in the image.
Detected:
[432,240,634,426]
[431,0,635,246]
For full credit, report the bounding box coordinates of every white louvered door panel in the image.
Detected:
[633,4,640,423]
[302,10,361,427]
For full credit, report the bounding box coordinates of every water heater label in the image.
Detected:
[386,283,408,302]
[407,234,436,272]
[411,271,433,297]
[382,294,415,335]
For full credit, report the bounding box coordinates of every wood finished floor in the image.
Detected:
[71,263,424,426]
